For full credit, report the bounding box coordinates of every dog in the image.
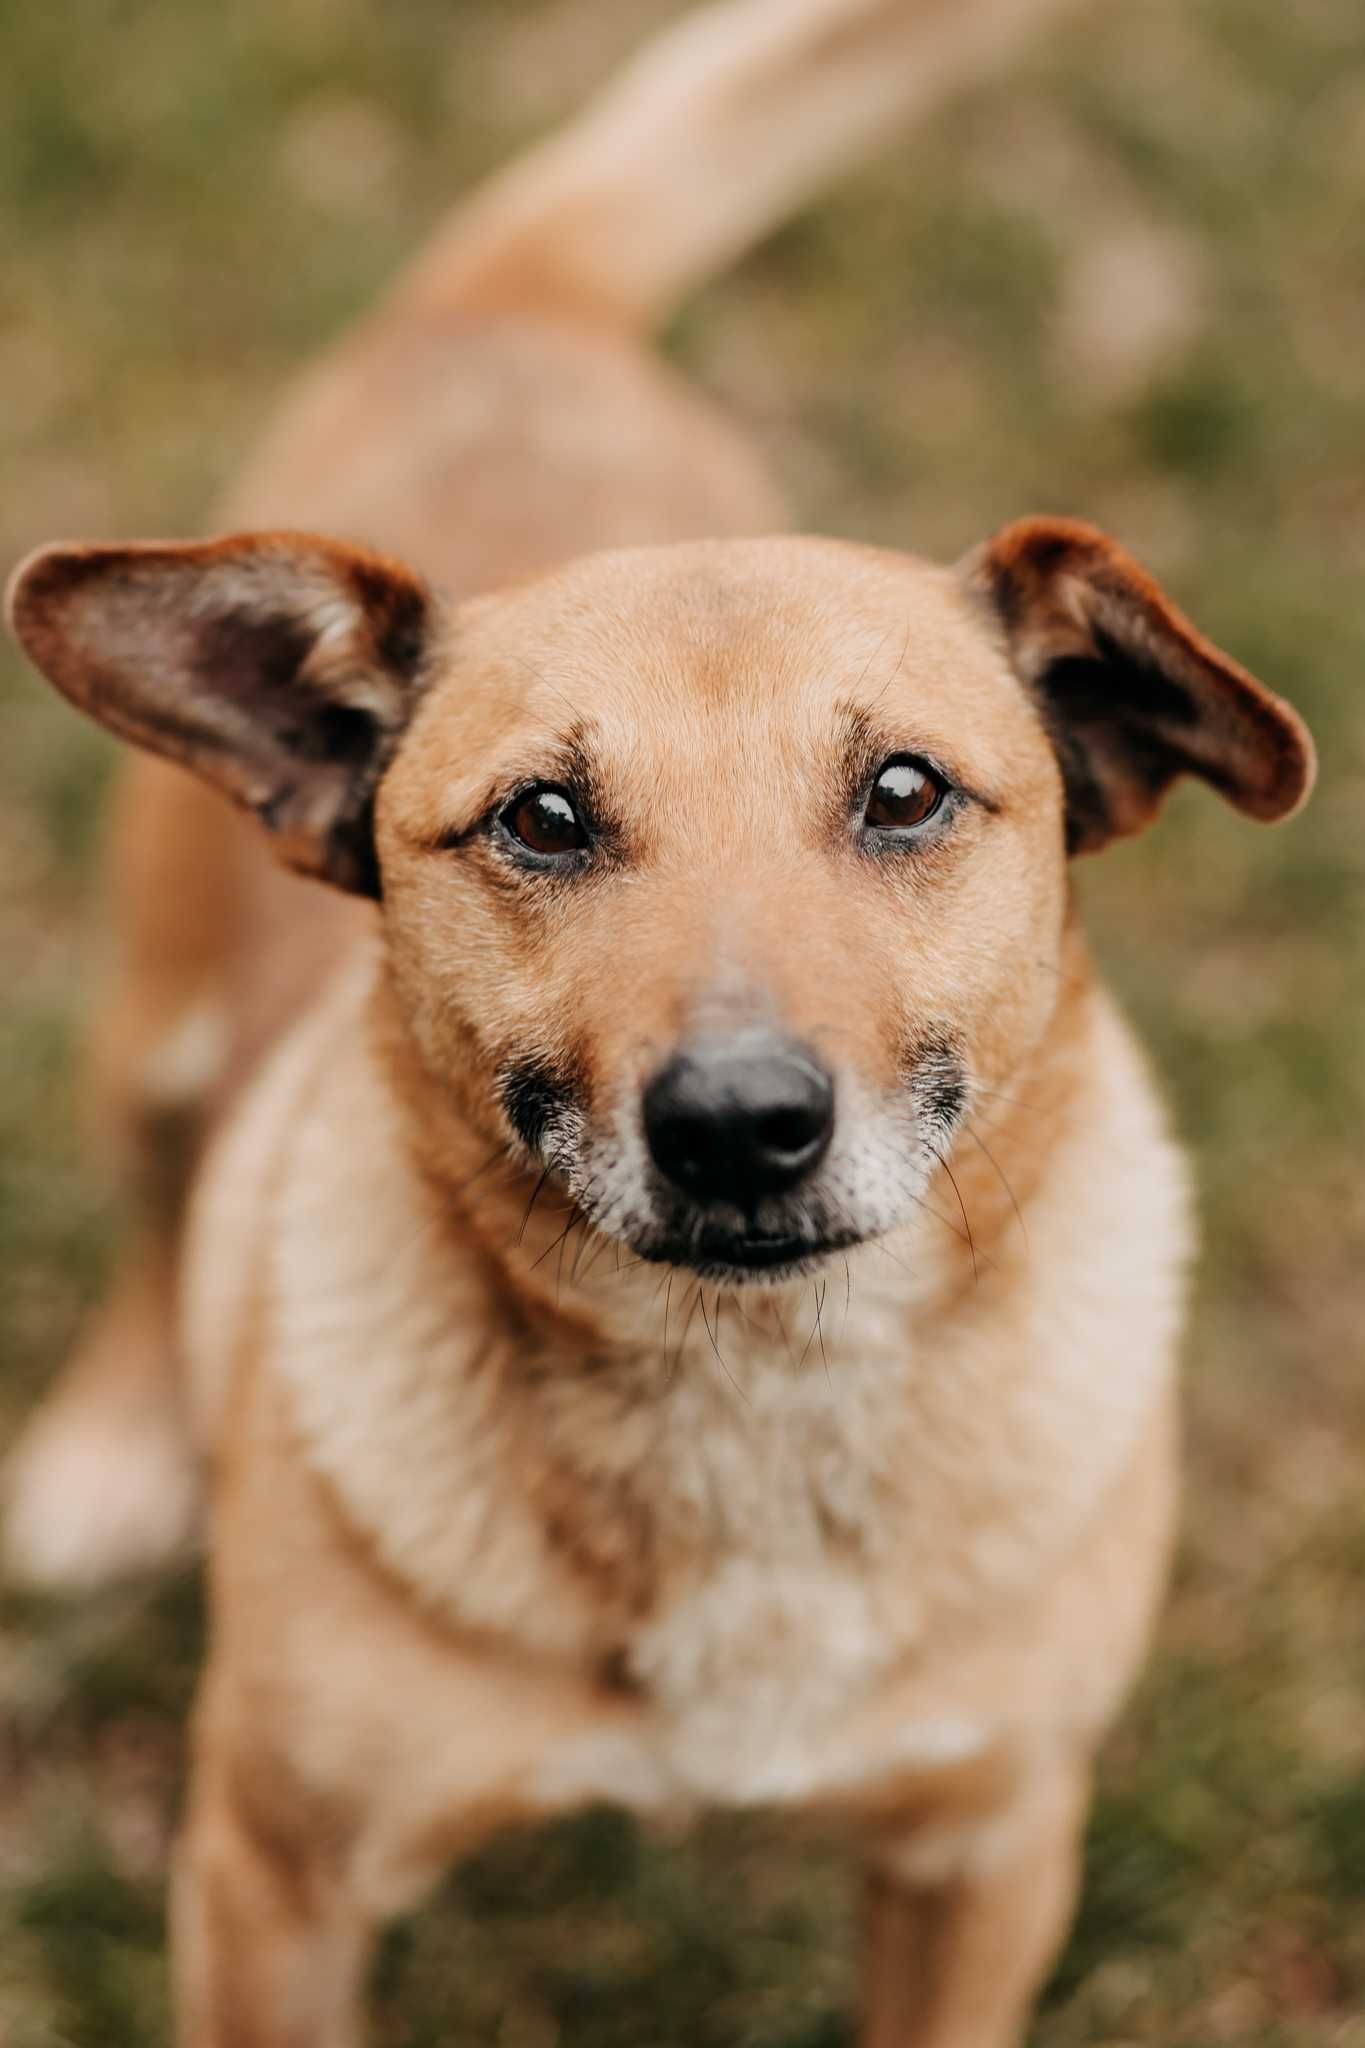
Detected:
[4,0,1315,2041]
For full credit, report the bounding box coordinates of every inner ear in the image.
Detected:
[960,516,1316,855]
[6,532,435,895]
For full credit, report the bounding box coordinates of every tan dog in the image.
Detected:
[5,1,1315,2043]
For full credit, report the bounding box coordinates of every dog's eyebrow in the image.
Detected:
[835,702,1004,813]
[422,721,620,850]
[558,723,615,829]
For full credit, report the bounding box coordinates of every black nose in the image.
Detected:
[642,1034,834,1209]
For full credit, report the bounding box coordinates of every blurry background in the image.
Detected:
[1,1,1363,2041]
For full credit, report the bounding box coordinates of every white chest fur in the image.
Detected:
[590,1326,933,1806]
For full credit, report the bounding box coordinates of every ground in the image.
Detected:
[1,1,1363,2041]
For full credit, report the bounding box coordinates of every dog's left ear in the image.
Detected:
[6,531,435,896]
[960,517,1316,855]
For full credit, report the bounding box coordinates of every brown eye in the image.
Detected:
[501,785,589,858]
[864,757,947,834]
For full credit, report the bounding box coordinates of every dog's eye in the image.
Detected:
[500,784,589,858]
[864,757,947,834]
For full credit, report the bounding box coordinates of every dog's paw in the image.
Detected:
[3,1386,201,1593]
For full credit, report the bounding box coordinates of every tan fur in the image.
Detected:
[3,2,1315,2043]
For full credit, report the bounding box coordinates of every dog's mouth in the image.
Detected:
[637,1225,863,1281]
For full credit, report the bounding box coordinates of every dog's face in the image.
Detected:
[7,524,1314,1282]
[377,540,1069,1279]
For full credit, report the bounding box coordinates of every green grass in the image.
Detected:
[3,0,1364,2041]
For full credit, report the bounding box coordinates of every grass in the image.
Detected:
[2,0,1364,2040]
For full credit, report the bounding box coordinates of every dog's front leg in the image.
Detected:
[857,1764,1088,2048]
[171,1755,372,2048]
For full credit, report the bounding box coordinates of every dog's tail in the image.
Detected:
[395,0,1076,335]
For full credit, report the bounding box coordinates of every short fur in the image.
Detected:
[4,2,1314,2043]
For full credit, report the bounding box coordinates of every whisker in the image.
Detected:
[940,1160,978,1282]
[575,1214,601,1295]
[662,1270,675,1371]
[968,1083,1048,1117]
[796,1283,824,1371]
[506,653,580,727]
[815,1280,830,1383]
[573,1229,608,1283]
[771,1294,796,1368]
[869,1238,917,1281]
[513,1167,551,1248]
[573,1193,628,1282]
[557,1182,604,1299]
[848,621,897,702]
[967,1122,1029,1252]
[671,1279,705,1378]
[905,1188,977,1254]
[728,1290,764,1332]
[555,1214,577,1303]
[577,1202,633,1284]
[529,1210,579,1274]
[700,1287,749,1404]
[867,614,913,713]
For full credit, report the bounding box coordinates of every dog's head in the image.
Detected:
[8,523,1313,1282]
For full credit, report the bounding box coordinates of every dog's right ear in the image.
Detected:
[960,518,1315,855]
[6,532,436,896]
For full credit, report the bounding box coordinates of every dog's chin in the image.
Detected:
[633,1226,863,1285]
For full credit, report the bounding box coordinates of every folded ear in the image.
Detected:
[6,531,435,895]
[960,517,1316,855]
